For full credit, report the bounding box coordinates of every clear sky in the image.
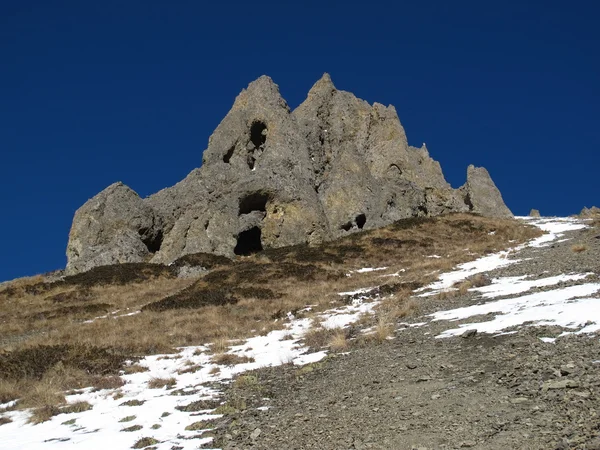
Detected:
[1,1,598,281]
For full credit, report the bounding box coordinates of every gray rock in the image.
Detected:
[66,182,162,274]
[461,329,478,339]
[542,379,580,391]
[250,428,262,440]
[529,209,541,217]
[461,165,513,218]
[151,75,330,263]
[579,206,600,218]
[65,74,514,272]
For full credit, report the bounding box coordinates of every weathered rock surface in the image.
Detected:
[461,165,513,218]
[580,206,600,218]
[66,183,162,274]
[66,74,514,273]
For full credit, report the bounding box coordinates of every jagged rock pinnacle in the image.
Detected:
[66,75,513,273]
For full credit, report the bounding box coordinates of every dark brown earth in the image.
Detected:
[209,220,600,450]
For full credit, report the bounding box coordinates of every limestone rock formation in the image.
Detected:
[66,74,514,273]
[579,206,600,218]
[460,165,513,219]
[529,209,541,217]
[66,183,162,274]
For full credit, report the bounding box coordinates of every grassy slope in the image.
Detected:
[0,213,541,422]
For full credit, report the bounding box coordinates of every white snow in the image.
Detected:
[420,216,588,296]
[346,267,388,276]
[419,251,516,295]
[432,283,600,338]
[0,277,387,450]
[427,217,599,339]
[518,216,588,248]
[472,273,593,299]
[338,287,375,297]
[355,267,388,273]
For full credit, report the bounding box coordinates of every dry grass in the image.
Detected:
[3,215,537,359]
[147,377,176,389]
[373,315,394,342]
[185,420,209,431]
[211,354,255,366]
[62,401,92,414]
[0,416,12,425]
[209,338,230,354]
[0,379,20,404]
[122,364,149,375]
[119,415,136,423]
[572,244,588,253]
[0,213,540,410]
[303,324,337,350]
[233,374,259,389]
[329,331,349,352]
[132,437,159,448]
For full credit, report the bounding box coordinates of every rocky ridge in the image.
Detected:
[66,74,512,274]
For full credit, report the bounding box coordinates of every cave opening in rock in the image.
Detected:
[250,121,267,149]
[234,227,263,255]
[140,229,163,254]
[340,221,352,232]
[356,214,366,229]
[239,192,270,215]
[223,145,235,163]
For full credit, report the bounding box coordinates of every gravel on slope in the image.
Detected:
[209,221,600,450]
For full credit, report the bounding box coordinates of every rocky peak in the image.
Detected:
[66,74,514,273]
[461,165,513,218]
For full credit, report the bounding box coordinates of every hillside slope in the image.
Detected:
[1,214,598,449]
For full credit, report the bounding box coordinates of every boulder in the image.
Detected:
[461,165,513,218]
[66,182,163,274]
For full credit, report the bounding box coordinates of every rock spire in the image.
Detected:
[66,74,513,274]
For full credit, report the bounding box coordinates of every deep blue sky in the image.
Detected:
[1,1,598,281]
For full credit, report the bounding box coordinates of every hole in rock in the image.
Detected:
[234,227,263,256]
[464,193,474,211]
[247,154,256,170]
[239,192,270,215]
[140,229,163,254]
[356,214,366,229]
[340,222,352,232]
[223,145,235,163]
[250,121,267,150]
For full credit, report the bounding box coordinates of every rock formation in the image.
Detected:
[66,74,513,274]
[66,182,163,273]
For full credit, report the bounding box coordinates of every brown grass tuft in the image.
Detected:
[147,377,176,389]
[329,331,349,352]
[572,244,588,253]
[122,364,149,375]
[0,416,12,425]
[211,354,255,366]
[0,379,20,404]
[373,315,394,343]
[62,401,93,414]
[303,325,336,350]
[132,437,160,448]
